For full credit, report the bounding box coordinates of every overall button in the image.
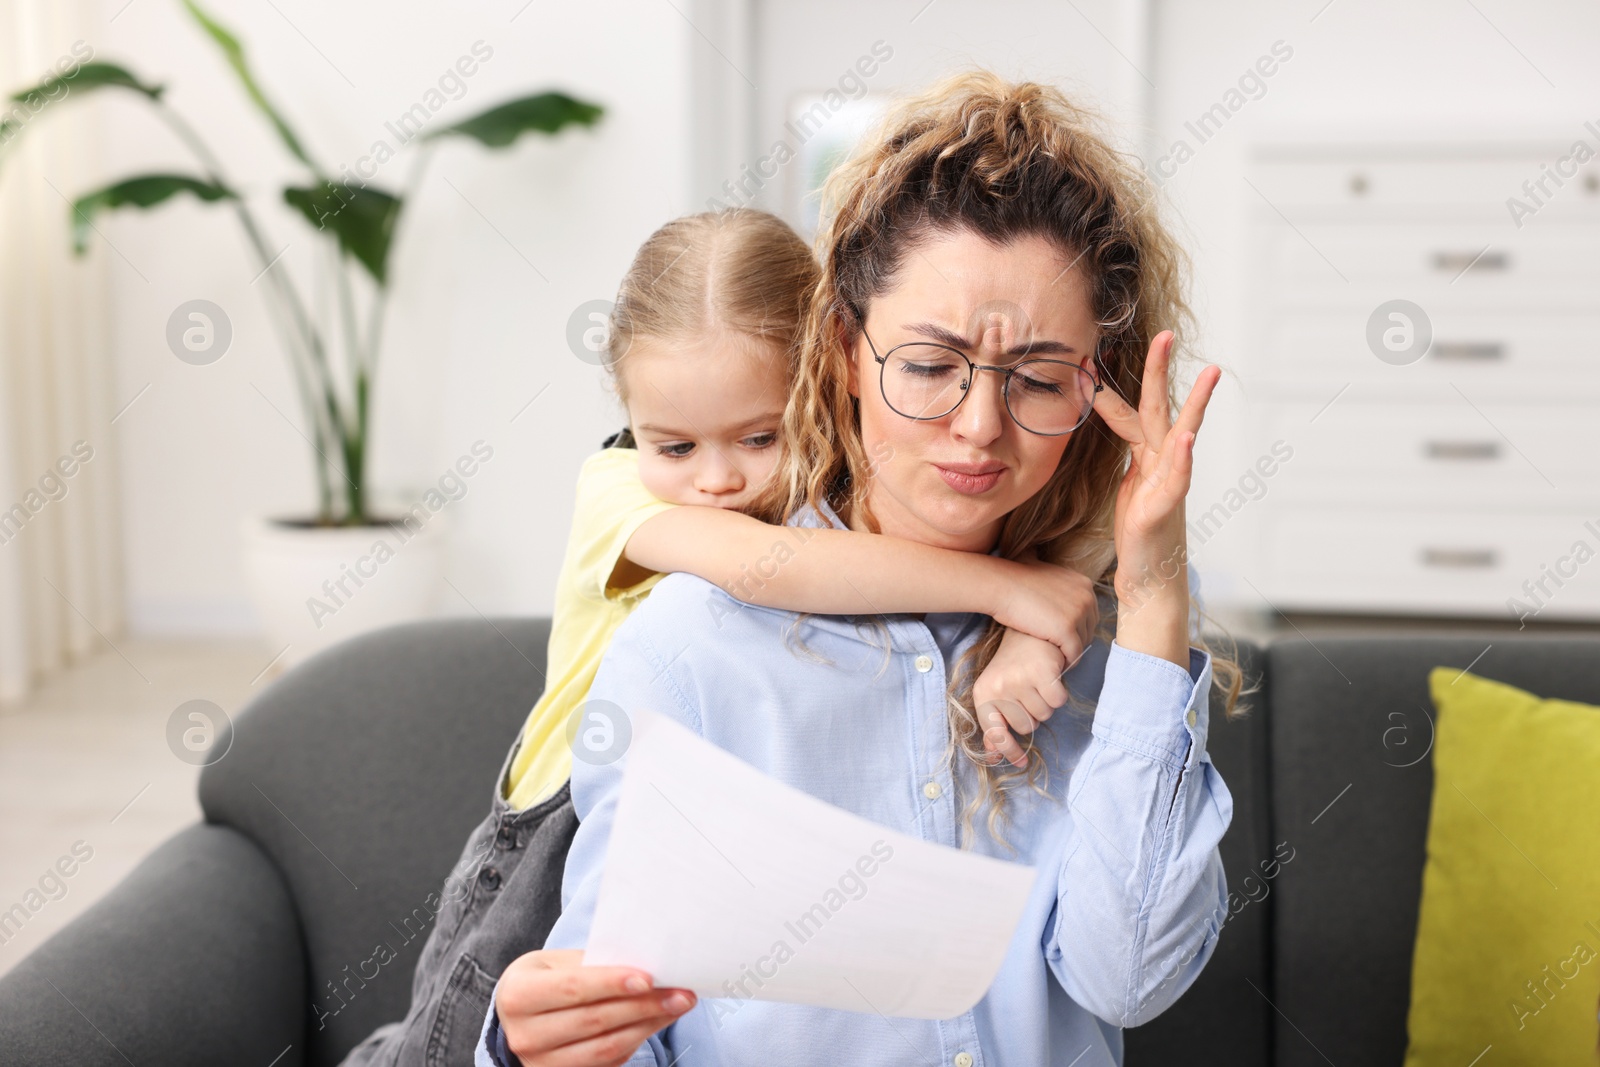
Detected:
[914,655,934,673]
[954,1053,974,1067]
[923,780,942,800]
[495,825,518,850]
[478,866,502,891]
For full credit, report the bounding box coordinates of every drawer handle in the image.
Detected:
[1429,341,1505,362]
[1420,548,1498,569]
[1423,440,1501,461]
[1432,250,1510,273]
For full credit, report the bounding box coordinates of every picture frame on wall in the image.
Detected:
[784,91,889,240]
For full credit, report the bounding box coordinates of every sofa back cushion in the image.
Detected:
[1266,636,1600,1067]
[199,618,550,1067]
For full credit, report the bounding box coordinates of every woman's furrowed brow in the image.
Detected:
[903,321,1077,357]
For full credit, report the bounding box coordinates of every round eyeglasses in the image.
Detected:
[860,327,1103,436]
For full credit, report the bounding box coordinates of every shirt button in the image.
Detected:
[915,654,934,673]
[923,780,942,800]
[1186,708,1197,728]
[954,1054,974,1067]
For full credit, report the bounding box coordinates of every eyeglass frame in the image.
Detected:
[853,318,1105,437]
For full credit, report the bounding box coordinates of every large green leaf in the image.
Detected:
[283,182,402,286]
[11,61,165,105]
[424,91,603,148]
[69,174,237,253]
[180,0,320,174]
[1,62,164,146]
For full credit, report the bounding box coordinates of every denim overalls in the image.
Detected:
[338,733,578,1067]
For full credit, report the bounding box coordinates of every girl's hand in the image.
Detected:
[1092,331,1219,665]
[989,559,1099,665]
[496,949,695,1066]
[972,628,1070,769]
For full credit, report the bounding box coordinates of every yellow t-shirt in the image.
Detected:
[502,447,675,810]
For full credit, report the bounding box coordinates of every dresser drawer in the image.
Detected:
[1255,309,1600,388]
[1264,222,1600,289]
[1250,147,1600,213]
[1258,400,1600,500]
[1258,507,1600,619]
[1239,144,1600,620]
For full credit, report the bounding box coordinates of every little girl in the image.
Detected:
[337,207,1100,1067]
[503,207,1103,813]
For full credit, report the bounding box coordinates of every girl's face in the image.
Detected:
[848,229,1101,553]
[624,334,787,510]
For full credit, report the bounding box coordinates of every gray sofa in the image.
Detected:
[1,618,1594,1066]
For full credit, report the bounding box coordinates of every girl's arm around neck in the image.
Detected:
[625,506,1006,615]
[623,506,1091,655]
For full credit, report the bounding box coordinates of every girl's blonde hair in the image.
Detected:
[755,70,1247,841]
[607,209,819,400]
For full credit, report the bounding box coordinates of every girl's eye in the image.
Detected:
[742,432,777,449]
[655,442,695,459]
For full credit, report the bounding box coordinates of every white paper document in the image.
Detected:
[583,707,1038,1020]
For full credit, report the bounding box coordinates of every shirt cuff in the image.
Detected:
[477,987,520,1067]
[1092,641,1212,771]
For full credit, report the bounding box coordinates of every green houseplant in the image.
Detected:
[1,0,602,526]
[1,0,602,662]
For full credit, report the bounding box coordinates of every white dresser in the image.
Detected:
[1243,142,1600,622]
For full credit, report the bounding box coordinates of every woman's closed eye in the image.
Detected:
[1014,370,1067,397]
[893,356,963,380]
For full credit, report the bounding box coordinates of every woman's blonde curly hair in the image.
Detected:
[752,70,1247,843]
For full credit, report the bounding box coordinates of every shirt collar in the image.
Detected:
[786,498,991,658]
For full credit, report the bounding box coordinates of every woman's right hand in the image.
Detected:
[989,558,1099,666]
[496,950,695,1067]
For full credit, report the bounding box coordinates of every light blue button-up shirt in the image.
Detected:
[480,506,1233,1067]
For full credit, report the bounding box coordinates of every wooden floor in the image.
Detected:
[0,637,274,977]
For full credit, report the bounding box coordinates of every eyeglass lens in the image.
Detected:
[880,344,1096,434]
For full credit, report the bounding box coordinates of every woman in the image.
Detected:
[483,71,1235,1067]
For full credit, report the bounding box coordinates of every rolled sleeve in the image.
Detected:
[477,986,516,1067]
[1091,642,1211,772]
[1047,640,1229,1026]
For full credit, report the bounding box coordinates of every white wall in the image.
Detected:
[87,0,691,633]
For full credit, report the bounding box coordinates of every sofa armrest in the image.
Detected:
[0,823,306,1067]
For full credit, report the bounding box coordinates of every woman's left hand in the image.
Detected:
[1092,331,1220,661]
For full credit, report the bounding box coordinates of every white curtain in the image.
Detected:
[0,0,124,704]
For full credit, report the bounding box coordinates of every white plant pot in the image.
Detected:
[242,513,448,669]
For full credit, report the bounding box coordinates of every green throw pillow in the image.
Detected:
[1404,668,1600,1065]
